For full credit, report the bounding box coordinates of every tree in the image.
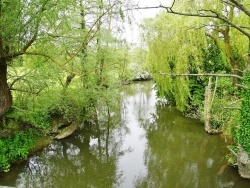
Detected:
[0,0,133,119]
[139,0,249,110]
[141,13,210,111]
[160,0,250,69]
[138,0,250,75]
[0,0,71,118]
[139,1,250,177]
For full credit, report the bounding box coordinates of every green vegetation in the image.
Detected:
[239,72,250,155]
[140,0,250,168]
[0,128,41,172]
[0,0,135,172]
[0,0,250,179]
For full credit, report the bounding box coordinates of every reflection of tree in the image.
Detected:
[14,112,125,188]
[122,81,156,124]
[135,105,237,188]
[3,81,249,187]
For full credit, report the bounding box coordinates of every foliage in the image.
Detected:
[141,12,209,111]
[0,129,41,172]
[238,72,250,155]
[202,40,231,74]
[142,10,239,114]
[0,0,134,173]
[140,3,245,144]
[1,0,133,124]
[210,95,239,129]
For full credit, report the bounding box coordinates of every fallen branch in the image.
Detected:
[54,121,78,140]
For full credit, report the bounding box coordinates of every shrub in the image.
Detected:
[0,129,40,172]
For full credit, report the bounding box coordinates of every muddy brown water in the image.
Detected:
[0,81,249,188]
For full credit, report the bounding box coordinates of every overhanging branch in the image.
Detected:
[227,0,250,17]
[10,86,46,95]
[135,3,250,38]
[159,71,243,80]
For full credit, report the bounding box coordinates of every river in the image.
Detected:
[0,81,249,188]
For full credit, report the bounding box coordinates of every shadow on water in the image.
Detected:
[0,81,250,188]
[0,124,124,188]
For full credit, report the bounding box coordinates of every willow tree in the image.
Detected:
[140,0,249,108]
[138,0,249,82]
[140,1,250,177]
[158,0,250,73]
[141,13,209,111]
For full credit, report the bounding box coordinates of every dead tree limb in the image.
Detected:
[159,71,243,80]
[204,77,212,133]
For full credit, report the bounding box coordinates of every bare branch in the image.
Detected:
[9,71,31,89]
[233,69,246,73]
[203,23,249,31]
[227,0,250,17]
[221,0,236,7]
[135,4,250,38]
[16,51,118,78]
[166,8,250,38]
[230,99,242,105]
[224,107,241,110]
[211,76,218,106]
[10,86,46,95]
[11,2,115,64]
[239,26,250,30]
[21,2,50,53]
[159,71,243,80]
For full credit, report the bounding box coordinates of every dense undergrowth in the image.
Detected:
[0,128,42,172]
[0,64,124,173]
[238,72,250,156]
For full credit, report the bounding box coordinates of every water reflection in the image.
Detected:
[118,82,157,187]
[0,81,250,188]
[131,84,250,188]
[1,108,127,188]
[17,124,123,188]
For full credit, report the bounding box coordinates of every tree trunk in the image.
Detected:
[204,77,212,133]
[0,59,12,118]
[204,77,222,134]
[224,27,238,85]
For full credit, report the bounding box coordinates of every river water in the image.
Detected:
[0,81,249,188]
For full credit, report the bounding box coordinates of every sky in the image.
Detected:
[134,0,174,18]
[125,0,173,45]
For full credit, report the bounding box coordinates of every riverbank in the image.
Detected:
[0,125,52,173]
[1,81,249,187]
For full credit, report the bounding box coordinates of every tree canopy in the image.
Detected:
[0,0,133,119]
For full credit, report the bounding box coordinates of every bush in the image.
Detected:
[0,129,40,172]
